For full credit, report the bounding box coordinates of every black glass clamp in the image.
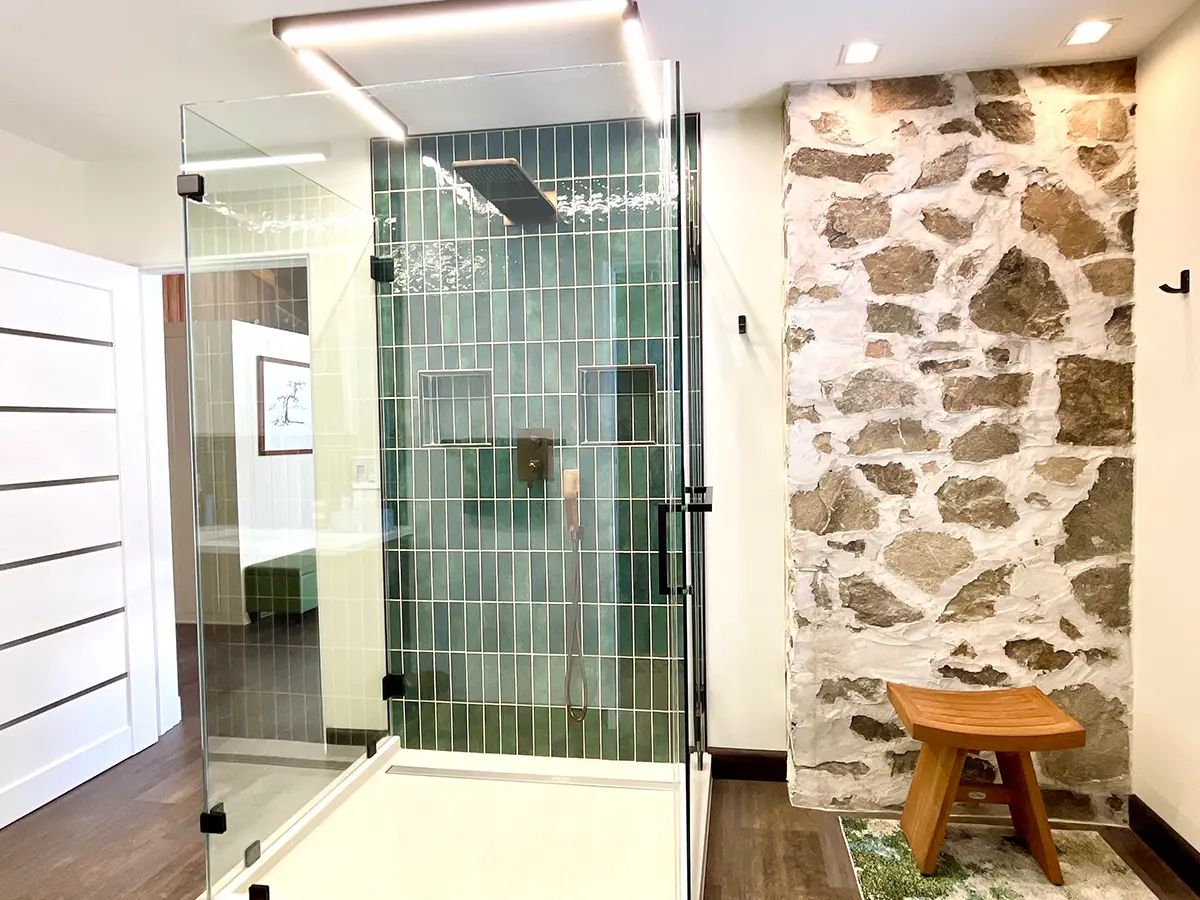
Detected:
[370,255,395,284]
[176,173,205,202]
[199,802,227,835]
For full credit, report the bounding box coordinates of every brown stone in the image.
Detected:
[1083,259,1134,297]
[1026,492,1052,509]
[850,715,906,742]
[943,373,1032,411]
[1078,144,1121,181]
[951,423,1021,462]
[939,118,982,137]
[865,339,893,358]
[862,245,940,295]
[1106,305,1133,347]
[828,539,867,557]
[791,147,894,183]
[1060,617,1083,640]
[895,120,919,138]
[803,285,842,302]
[1036,59,1137,94]
[826,369,919,414]
[951,642,977,658]
[790,469,880,534]
[918,359,969,375]
[968,69,1024,96]
[963,756,999,785]
[957,256,982,280]
[848,419,941,454]
[937,476,1019,529]
[817,676,883,703]
[813,433,833,453]
[1067,98,1130,142]
[840,575,924,627]
[883,531,975,592]
[1005,638,1075,671]
[1072,564,1131,630]
[921,207,974,241]
[1055,457,1133,563]
[813,575,834,609]
[867,302,921,335]
[938,664,1011,687]
[970,247,1068,339]
[939,565,1015,623]
[914,145,970,189]
[986,347,1012,366]
[830,82,857,98]
[888,749,921,775]
[785,325,815,354]
[1118,210,1135,249]
[825,196,892,247]
[812,111,853,143]
[803,760,870,776]
[858,463,918,497]
[976,100,1035,144]
[871,75,954,112]
[1056,355,1133,445]
[918,340,963,353]
[922,461,940,475]
[1021,184,1108,259]
[972,171,1010,195]
[1041,684,1129,784]
[938,314,961,331]
[1084,648,1119,664]
[789,403,821,424]
[1036,456,1088,486]
[1105,169,1137,197]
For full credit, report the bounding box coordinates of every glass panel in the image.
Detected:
[183,59,695,900]
[182,108,383,895]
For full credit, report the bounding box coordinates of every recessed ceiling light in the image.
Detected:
[180,152,327,174]
[841,42,880,65]
[276,0,629,47]
[1065,19,1117,45]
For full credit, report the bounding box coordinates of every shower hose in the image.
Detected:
[565,528,589,723]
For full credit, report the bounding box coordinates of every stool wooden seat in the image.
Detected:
[887,683,1086,885]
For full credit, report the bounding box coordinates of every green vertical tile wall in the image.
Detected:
[373,117,698,763]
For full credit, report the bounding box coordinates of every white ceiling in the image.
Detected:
[0,0,1193,161]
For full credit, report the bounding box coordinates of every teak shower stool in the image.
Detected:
[887,682,1086,885]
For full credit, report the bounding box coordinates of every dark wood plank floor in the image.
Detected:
[0,630,206,900]
[703,779,1200,900]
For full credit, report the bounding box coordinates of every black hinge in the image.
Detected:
[370,255,395,284]
[244,840,261,868]
[199,802,227,835]
[382,671,405,700]
[176,173,205,202]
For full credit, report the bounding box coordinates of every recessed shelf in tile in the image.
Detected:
[578,365,658,445]
[419,370,494,447]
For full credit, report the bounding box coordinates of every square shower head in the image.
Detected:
[453,158,557,227]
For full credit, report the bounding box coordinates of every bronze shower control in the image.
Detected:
[516,428,554,486]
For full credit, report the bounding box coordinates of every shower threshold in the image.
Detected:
[205,738,711,900]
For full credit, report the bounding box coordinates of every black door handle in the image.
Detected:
[657,502,685,596]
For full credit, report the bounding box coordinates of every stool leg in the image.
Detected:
[996,751,1063,885]
[901,744,967,875]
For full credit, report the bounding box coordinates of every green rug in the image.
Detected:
[841,818,1158,900]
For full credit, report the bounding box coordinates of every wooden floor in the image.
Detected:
[702,779,1200,900]
[0,632,206,900]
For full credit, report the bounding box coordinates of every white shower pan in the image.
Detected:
[205,738,711,900]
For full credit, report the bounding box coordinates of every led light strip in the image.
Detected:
[295,49,409,142]
[276,0,629,46]
[622,3,661,123]
[180,152,327,174]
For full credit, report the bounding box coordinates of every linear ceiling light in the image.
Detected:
[1065,19,1117,45]
[295,49,408,141]
[276,0,629,47]
[180,152,327,174]
[622,3,661,123]
[841,42,879,65]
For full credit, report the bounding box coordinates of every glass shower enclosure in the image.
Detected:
[181,61,708,900]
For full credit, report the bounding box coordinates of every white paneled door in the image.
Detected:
[0,233,177,830]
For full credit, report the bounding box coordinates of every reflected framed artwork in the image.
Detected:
[257,356,313,456]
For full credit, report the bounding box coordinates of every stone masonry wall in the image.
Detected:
[784,61,1136,819]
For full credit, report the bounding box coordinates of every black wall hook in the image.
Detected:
[1161,270,1191,294]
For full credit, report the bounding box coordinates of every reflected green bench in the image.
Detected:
[244,551,317,617]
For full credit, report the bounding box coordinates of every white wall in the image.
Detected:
[0,130,91,254]
[1133,0,1200,851]
[230,321,316,569]
[699,104,788,751]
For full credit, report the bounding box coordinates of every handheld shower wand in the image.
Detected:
[563,469,589,723]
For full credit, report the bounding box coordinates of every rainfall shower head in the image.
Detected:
[453,158,557,227]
